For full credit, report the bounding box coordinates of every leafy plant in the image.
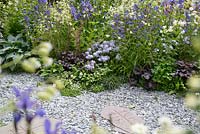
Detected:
[39,63,65,78]
[0,34,31,70]
[59,51,86,71]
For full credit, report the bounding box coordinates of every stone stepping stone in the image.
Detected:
[0,117,59,134]
[101,106,144,134]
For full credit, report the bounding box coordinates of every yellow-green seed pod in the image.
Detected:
[42,57,53,67]
[21,60,36,73]
[38,48,50,57]
[45,86,57,95]
[185,94,199,108]
[192,37,200,52]
[39,42,52,52]
[37,91,52,101]
[54,80,65,90]
[187,75,200,91]
[28,57,41,69]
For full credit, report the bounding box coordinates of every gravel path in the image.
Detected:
[0,73,199,134]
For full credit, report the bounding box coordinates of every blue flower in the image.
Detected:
[13,111,22,124]
[98,56,110,62]
[24,16,30,25]
[13,87,20,97]
[12,87,35,110]
[16,91,34,110]
[35,109,46,117]
[34,5,39,11]
[38,0,47,4]
[44,119,62,134]
[81,0,93,17]
[62,129,77,134]
[70,5,80,21]
[45,10,51,16]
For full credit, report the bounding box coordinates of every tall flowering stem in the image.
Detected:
[12,87,46,134]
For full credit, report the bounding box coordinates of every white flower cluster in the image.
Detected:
[50,0,72,26]
[108,0,138,15]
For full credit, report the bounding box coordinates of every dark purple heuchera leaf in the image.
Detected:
[59,51,86,70]
[130,66,156,89]
[174,60,199,80]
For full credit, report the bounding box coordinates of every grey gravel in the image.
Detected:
[0,73,199,134]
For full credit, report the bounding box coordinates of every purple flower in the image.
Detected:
[13,87,21,97]
[70,5,79,21]
[93,52,100,57]
[13,111,22,124]
[26,113,34,123]
[44,119,62,134]
[24,16,30,25]
[85,60,95,70]
[62,129,77,134]
[98,56,110,62]
[12,87,35,110]
[154,6,159,11]
[35,109,46,117]
[45,10,51,16]
[16,91,34,110]
[34,5,39,11]
[38,0,47,4]
[178,0,184,5]
[86,54,93,60]
[80,0,93,18]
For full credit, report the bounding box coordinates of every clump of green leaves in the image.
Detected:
[0,34,31,71]
[39,63,64,78]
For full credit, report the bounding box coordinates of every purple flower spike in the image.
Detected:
[16,90,34,110]
[13,111,21,123]
[24,16,30,25]
[13,87,21,97]
[26,113,34,123]
[62,129,77,134]
[70,5,79,21]
[44,119,62,134]
[35,109,46,117]
[38,0,47,4]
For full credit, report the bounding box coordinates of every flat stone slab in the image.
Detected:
[101,106,144,134]
[0,117,59,134]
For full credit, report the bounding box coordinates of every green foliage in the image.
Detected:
[110,0,200,78]
[39,63,64,78]
[60,79,82,96]
[39,63,123,96]
[98,74,127,90]
[152,57,186,94]
[0,34,31,70]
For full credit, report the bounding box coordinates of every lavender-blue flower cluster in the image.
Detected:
[70,0,93,21]
[84,40,119,70]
